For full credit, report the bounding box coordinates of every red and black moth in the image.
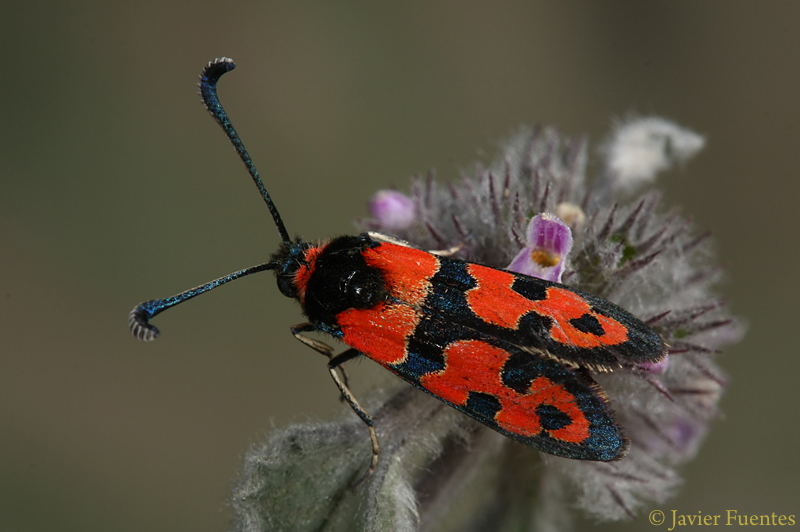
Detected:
[130,58,668,480]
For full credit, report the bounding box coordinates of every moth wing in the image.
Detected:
[428,255,667,371]
[350,240,667,371]
[336,300,627,460]
[411,333,628,461]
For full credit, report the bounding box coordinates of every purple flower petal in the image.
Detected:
[507,213,573,282]
[668,418,705,453]
[638,355,670,374]
[369,190,415,232]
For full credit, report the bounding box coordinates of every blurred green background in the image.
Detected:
[2,2,798,531]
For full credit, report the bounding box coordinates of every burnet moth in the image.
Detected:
[130,58,668,481]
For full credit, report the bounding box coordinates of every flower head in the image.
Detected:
[231,121,741,531]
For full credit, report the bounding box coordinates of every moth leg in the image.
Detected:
[329,348,380,488]
[290,323,378,485]
[290,322,352,389]
[290,322,334,356]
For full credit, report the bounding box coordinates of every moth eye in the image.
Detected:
[277,275,297,298]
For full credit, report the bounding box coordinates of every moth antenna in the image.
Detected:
[130,59,300,341]
[129,262,277,341]
[199,57,291,244]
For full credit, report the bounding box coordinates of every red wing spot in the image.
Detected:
[294,245,325,304]
[466,264,538,328]
[362,243,439,306]
[498,377,590,443]
[532,288,629,348]
[420,340,589,443]
[339,303,421,366]
[419,340,509,406]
